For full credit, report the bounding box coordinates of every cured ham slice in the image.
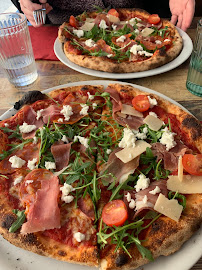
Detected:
[41,105,62,124]
[100,148,140,183]
[20,169,60,233]
[51,141,72,171]
[77,195,95,220]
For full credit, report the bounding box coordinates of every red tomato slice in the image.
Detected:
[102,200,128,227]
[182,154,202,176]
[148,14,161,25]
[69,15,78,28]
[132,95,150,112]
[107,9,119,17]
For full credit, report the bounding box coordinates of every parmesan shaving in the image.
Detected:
[178,156,183,182]
[167,175,202,194]
[121,104,143,117]
[143,115,163,131]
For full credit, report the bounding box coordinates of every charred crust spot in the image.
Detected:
[159,48,166,56]
[182,116,201,140]
[1,214,16,230]
[120,88,129,93]
[80,86,89,91]
[14,91,46,110]
[58,250,67,256]
[23,233,39,246]
[116,253,128,267]
[152,221,160,232]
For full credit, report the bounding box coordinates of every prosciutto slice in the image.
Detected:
[151,141,189,171]
[41,105,62,124]
[20,169,60,234]
[100,148,140,183]
[51,141,72,171]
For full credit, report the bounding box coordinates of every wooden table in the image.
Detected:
[0,18,201,270]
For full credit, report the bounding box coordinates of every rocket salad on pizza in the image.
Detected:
[58,8,183,73]
[0,83,201,270]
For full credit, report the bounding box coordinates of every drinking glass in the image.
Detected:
[0,13,38,87]
[186,18,202,97]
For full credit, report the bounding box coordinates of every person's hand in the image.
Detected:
[169,0,195,31]
[20,0,52,27]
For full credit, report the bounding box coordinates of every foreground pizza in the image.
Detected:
[0,83,201,270]
[58,8,183,73]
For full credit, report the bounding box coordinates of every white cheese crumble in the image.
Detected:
[74,135,89,148]
[134,17,142,22]
[33,136,38,144]
[149,186,161,195]
[134,127,148,140]
[149,111,158,118]
[73,29,84,38]
[99,19,108,29]
[25,180,33,186]
[60,105,73,121]
[19,122,36,133]
[74,232,85,242]
[61,135,69,143]
[142,195,148,204]
[106,149,112,154]
[135,174,150,192]
[130,44,143,55]
[125,192,131,202]
[92,102,97,109]
[87,92,94,100]
[36,109,44,120]
[112,24,117,30]
[4,123,9,127]
[85,39,96,47]
[27,158,37,170]
[159,127,176,151]
[45,161,56,170]
[107,54,113,58]
[62,195,74,203]
[116,35,126,42]
[129,199,136,209]
[128,18,136,26]
[138,50,153,57]
[13,176,23,185]
[60,183,75,202]
[118,128,136,148]
[9,156,26,168]
[164,38,171,42]
[148,96,157,108]
[57,118,64,122]
[155,40,162,45]
[80,104,89,115]
[134,29,140,35]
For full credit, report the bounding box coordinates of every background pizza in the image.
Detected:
[58,8,183,73]
[0,82,201,270]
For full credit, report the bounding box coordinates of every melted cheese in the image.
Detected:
[115,140,151,163]
[154,193,183,222]
[143,115,163,131]
[167,175,202,194]
[121,104,143,117]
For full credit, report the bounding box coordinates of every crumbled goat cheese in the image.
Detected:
[61,135,69,143]
[107,54,113,58]
[125,192,131,202]
[155,40,162,45]
[92,102,97,109]
[149,186,161,195]
[149,111,158,118]
[119,128,136,148]
[148,96,158,108]
[106,149,112,154]
[128,18,137,26]
[36,109,44,120]
[138,50,153,57]
[45,161,56,170]
[73,29,84,38]
[99,19,108,29]
[74,136,89,148]
[25,180,33,186]
[57,118,64,122]
[85,39,96,47]
[116,35,126,42]
[164,38,171,42]
[87,92,94,100]
[74,232,85,242]
[27,158,37,170]
[135,127,148,140]
[112,24,117,30]
[60,105,73,121]
[9,156,26,168]
[134,29,140,35]
[142,195,148,204]
[4,123,9,127]
[63,195,74,203]
[159,126,176,151]
[129,199,136,209]
[60,183,74,196]
[13,176,23,185]
[135,174,150,192]
[80,104,89,115]
[130,44,143,55]
[33,136,38,144]
[19,122,36,133]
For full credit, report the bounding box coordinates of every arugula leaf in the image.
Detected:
[0,125,22,141]
[9,210,26,233]
[136,242,154,261]
[168,191,186,210]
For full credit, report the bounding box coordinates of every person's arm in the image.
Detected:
[169,0,195,31]
[19,0,52,27]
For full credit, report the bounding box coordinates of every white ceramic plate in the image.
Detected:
[54,28,193,79]
[0,81,201,270]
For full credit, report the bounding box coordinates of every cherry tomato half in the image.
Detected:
[102,200,128,227]
[69,15,78,28]
[107,9,119,18]
[148,14,161,25]
[182,154,202,176]
[132,95,150,112]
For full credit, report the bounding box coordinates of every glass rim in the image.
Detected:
[0,13,27,30]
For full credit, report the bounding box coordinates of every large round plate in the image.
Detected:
[54,28,193,79]
[0,81,201,270]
